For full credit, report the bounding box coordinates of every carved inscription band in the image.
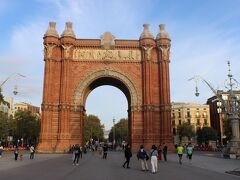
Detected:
[73,49,141,61]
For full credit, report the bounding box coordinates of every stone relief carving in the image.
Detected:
[61,44,73,58]
[73,49,141,61]
[73,68,141,107]
[44,44,57,58]
[143,46,153,60]
[159,45,170,60]
[100,32,115,49]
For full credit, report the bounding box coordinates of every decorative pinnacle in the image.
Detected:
[44,22,59,38]
[61,22,76,38]
[156,24,170,40]
[139,24,154,40]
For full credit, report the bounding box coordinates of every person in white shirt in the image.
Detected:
[150,145,158,174]
[30,145,35,159]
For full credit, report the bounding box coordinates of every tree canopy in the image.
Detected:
[177,122,195,141]
[84,114,104,142]
[196,127,217,145]
[109,118,128,144]
[0,110,40,146]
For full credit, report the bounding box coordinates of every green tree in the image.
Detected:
[109,118,128,144]
[196,127,217,145]
[84,114,104,142]
[177,122,195,142]
[0,111,9,144]
[14,110,40,146]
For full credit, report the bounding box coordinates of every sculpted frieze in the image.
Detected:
[72,49,141,61]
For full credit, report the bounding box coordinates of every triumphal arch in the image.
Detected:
[37,22,173,152]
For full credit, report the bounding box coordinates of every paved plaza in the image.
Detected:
[0,151,239,180]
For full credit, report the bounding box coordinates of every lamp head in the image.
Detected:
[195,86,199,96]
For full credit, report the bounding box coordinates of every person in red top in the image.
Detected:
[157,144,162,160]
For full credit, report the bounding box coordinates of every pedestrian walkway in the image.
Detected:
[167,152,240,175]
[0,151,239,180]
[0,151,63,171]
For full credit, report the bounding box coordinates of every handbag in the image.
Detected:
[146,154,149,161]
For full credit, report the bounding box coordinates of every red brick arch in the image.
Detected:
[37,22,173,152]
[73,68,140,107]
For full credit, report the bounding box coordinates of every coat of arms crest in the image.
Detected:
[100,32,115,49]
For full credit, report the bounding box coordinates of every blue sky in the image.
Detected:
[1,0,240,130]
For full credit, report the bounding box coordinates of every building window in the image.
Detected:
[197,119,200,125]
[179,120,181,125]
[187,111,191,117]
[203,112,206,117]
[178,112,181,118]
[187,108,190,110]
[187,119,191,125]
[172,113,175,118]
[196,112,200,118]
[204,119,207,125]
[172,120,175,126]
[173,128,176,135]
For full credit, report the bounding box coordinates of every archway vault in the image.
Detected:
[38,22,174,153]
[73,68,140,108]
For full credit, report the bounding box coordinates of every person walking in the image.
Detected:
[157,144,162,161]
[122,144,132,168]
[137,145,149,171]
[186,143,193,163]
[73,144,81,165]
[162,143,168,162]
[103,144,108,159]
[14,146,19,161]
[177,143,184,165]
[150,145,158,174]
[71,145,76,161]
[29,145,35,159]
[0,145,3,158]
[79,146,83,159]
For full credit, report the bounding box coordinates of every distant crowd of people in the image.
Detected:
[69,141,194,174]
[0,144,35,161]
[0,141,194,175]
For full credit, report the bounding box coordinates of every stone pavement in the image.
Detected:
[0,150,239,180]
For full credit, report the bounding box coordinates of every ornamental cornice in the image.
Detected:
[41,103,85,112]
[44,57,62,62]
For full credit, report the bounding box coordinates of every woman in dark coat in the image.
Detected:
[122,144,132,168]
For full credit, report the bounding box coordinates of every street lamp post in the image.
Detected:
[216,101,224,145]
[189,61,240,158]
[113,118,116,149]
[0,73,26,95]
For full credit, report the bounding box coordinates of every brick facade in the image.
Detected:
[37,22,173,152]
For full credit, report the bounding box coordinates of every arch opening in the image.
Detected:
[83,77,131,108]
[85,84,129,147]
